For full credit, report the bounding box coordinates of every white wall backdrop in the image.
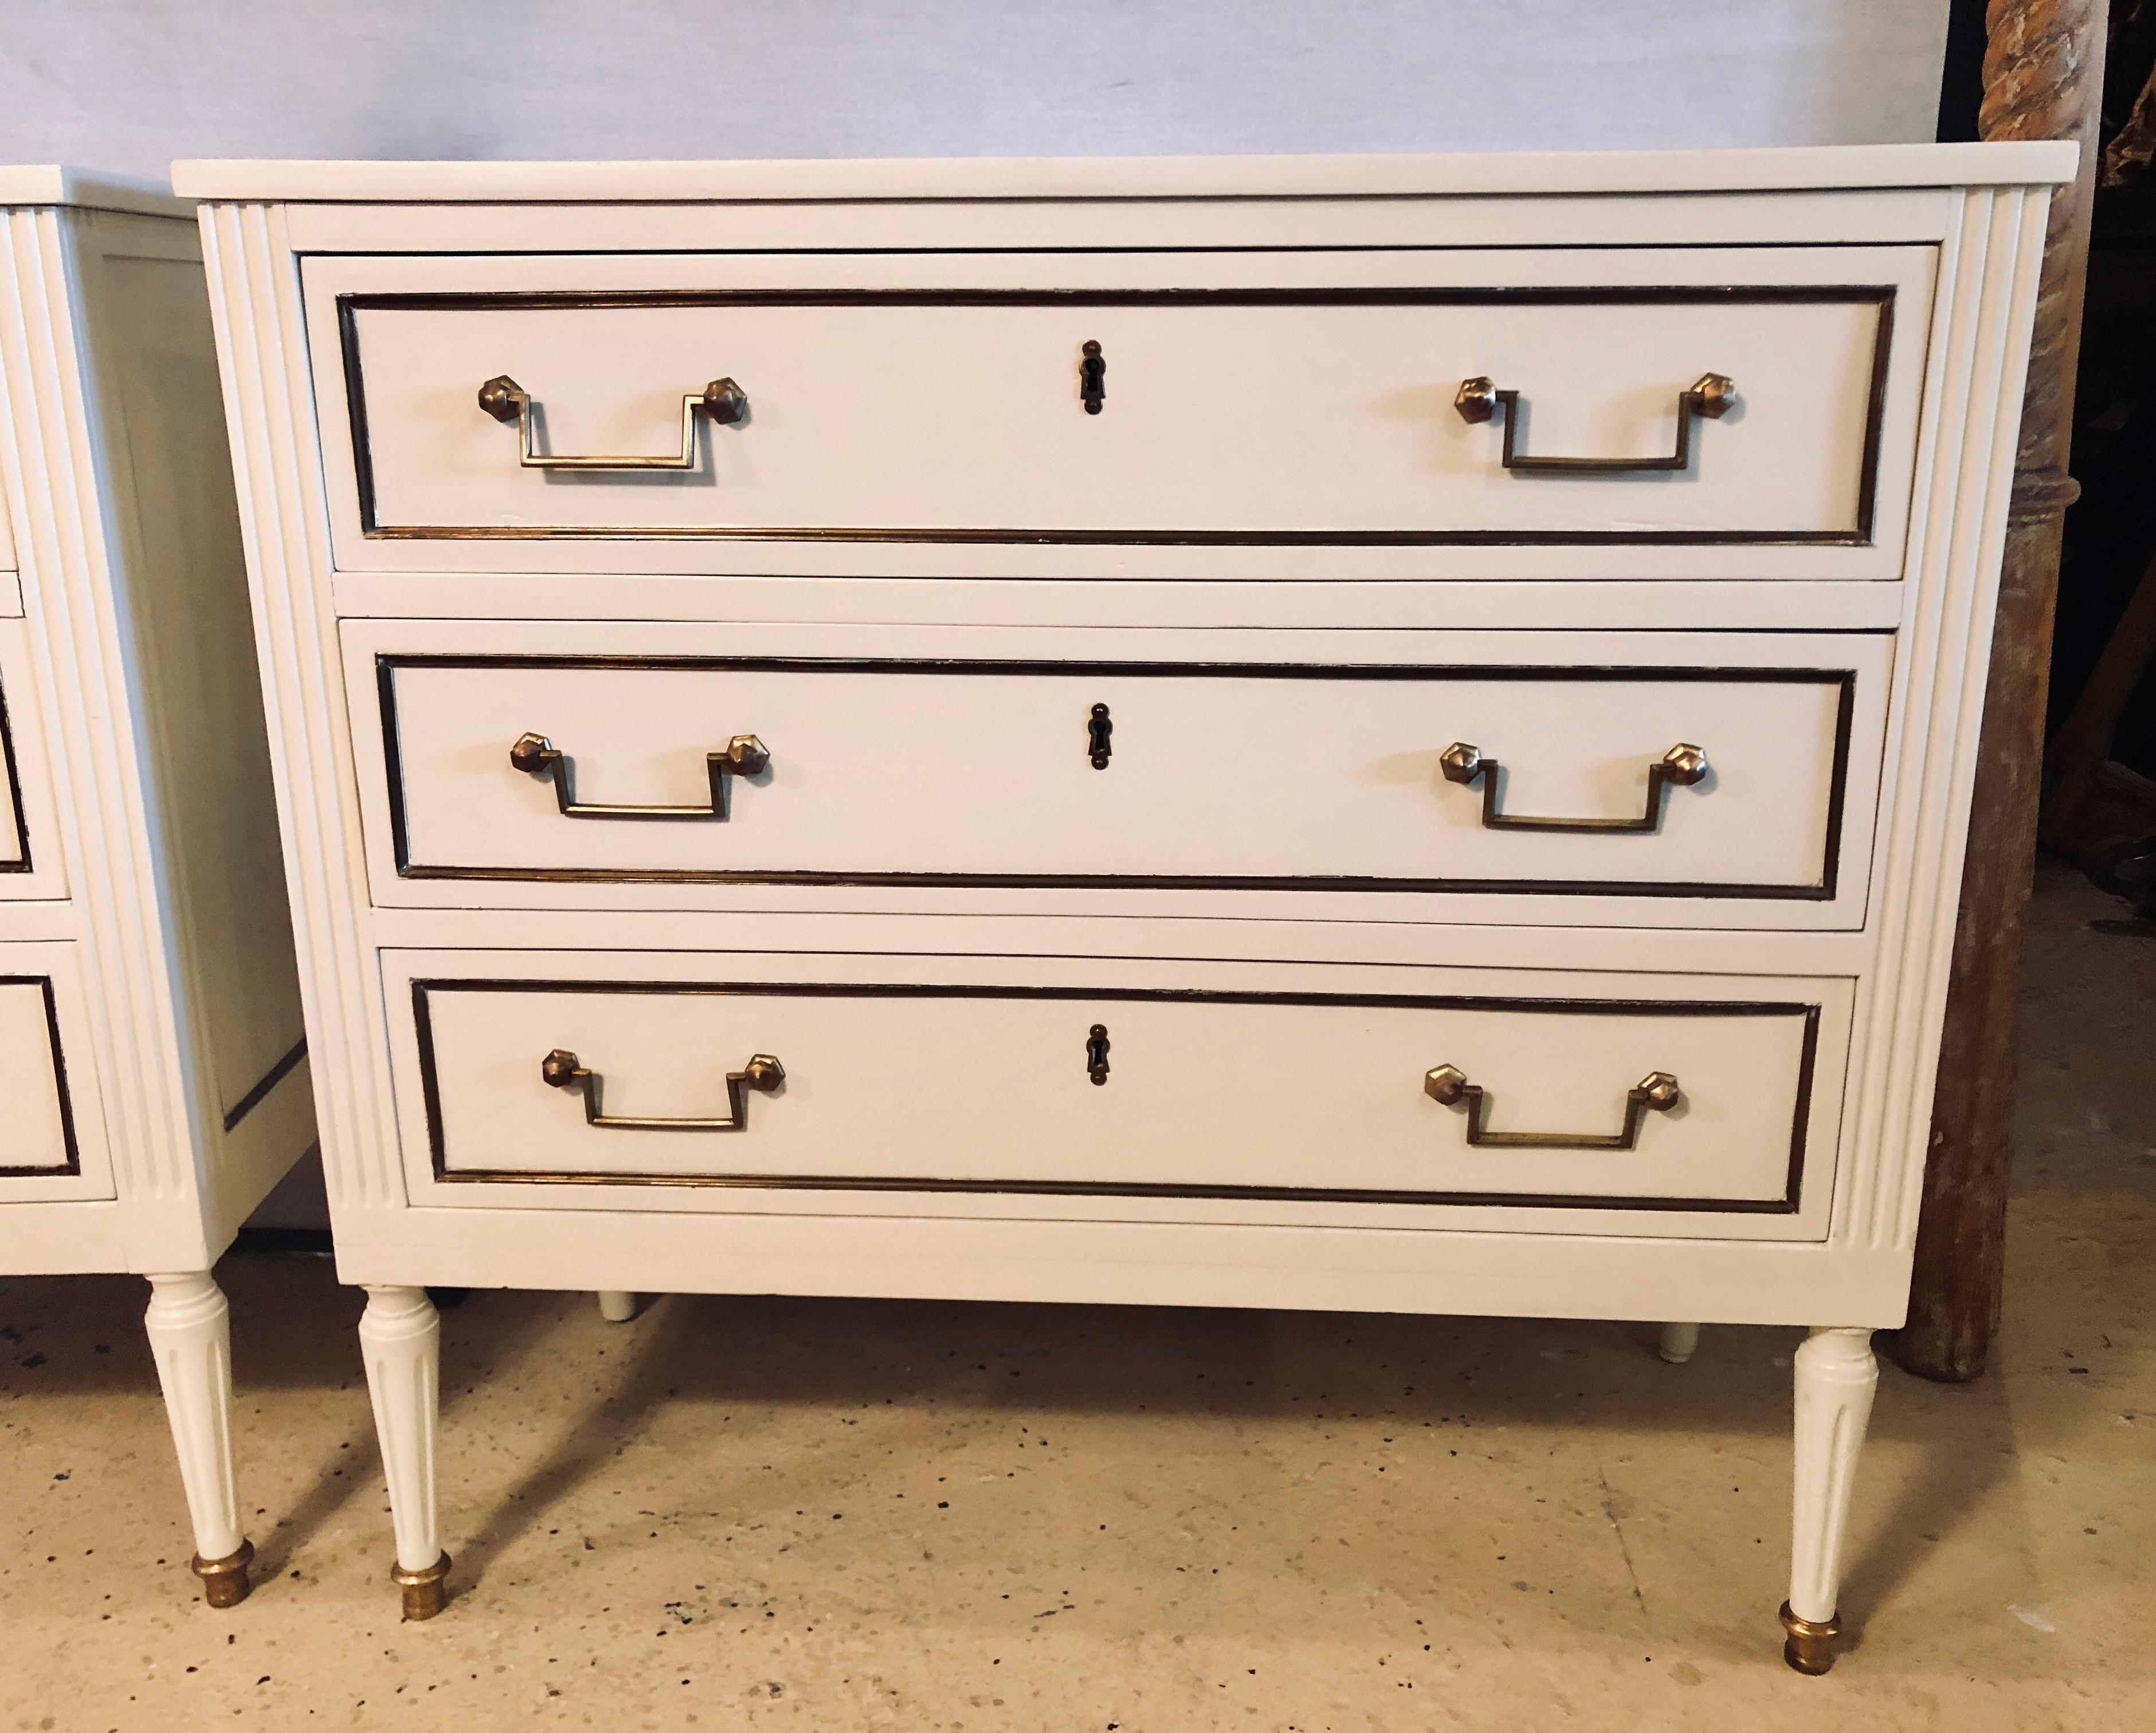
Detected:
[2,1,1949,175]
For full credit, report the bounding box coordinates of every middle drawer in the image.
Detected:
[347,624,1890,926]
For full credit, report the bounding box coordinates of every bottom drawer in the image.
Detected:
[389,951,1851,1233]
[0,943,113,1201]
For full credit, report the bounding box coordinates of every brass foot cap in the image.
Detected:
[1779,1601,1842,1675]
[391,1551,452,1621]
[191,1539,254,1609]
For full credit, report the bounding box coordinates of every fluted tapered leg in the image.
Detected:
[1783,1326,1877,1673]
[359,1285,449,1618]
[143,1272,252,1607]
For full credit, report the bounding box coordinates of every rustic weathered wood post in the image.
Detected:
[1892,0,2107,1383]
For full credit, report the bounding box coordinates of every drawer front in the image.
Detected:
[394,958,1839,1229]
[0,946,113,1201]
[0,620,63,899]
[0,661,28,877]
[307,246,1931,578]
[361,633,1887,912]
[0,978,77,1174]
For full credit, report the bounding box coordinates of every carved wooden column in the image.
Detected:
[1893,0,2106,1383]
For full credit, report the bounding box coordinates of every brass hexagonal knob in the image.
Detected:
[724,734,771,777]
[701,377,749,426]
[1660,743,1708,786]
[1423,1064,1469,1106]
[1438,742,1484,785]
[1689,373,1736,418]
[1453,375,1499,424]
[509,731,557,774]
[1635,1071,1681,1111]
[476,374,525,422]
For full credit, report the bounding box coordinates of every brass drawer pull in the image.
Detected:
[1424,1065,1680,1150]
[1454,372,1734,473]
[477,373,747,470]
[542,1047,783,1132]
[510,730,767,820]
[1440,740,1707,833]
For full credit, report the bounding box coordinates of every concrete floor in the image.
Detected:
[2,863,2150,1731]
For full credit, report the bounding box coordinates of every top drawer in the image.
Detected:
[304,246,1934,582]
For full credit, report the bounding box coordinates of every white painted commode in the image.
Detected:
[0,168,315,1608]
[174,143,2072,1664]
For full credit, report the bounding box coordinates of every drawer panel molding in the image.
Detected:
[0,943,115,1201]
[402,970,1828,1218]
[301,245,1937,582]
[358,635,1887,916]
[0,660,36,880]
[333,284,1898,548]
[0,974,85,1177]
[0,618,66,900]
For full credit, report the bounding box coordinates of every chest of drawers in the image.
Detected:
[0,169,313,1607]
[177,143,2072,1665]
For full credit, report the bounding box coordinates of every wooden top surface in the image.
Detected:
[0,166,191,218]
[170,142,2080,205]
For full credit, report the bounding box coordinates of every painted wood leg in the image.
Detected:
[1782,1326,1877,1674]
[1657,1322,1701,1365]
[359,1285,450,1620]
[595,1291,640,1323]
[142,1273,252,1607]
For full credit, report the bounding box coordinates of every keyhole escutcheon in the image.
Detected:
[1086,1024,1111,1085]
[1080,340,1106,414]
[1087,702,1113,770]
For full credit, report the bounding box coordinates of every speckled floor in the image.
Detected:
[2,863,2150,1731]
